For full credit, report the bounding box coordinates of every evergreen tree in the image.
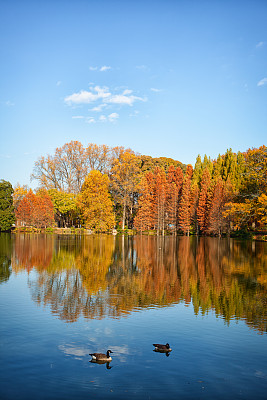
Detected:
[212,154,223,181]
[192,154,202,186]
[0,180,15,231]
[197,168,212,234]
[202,154,213,176]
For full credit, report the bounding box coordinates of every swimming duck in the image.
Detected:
[153,343,172,352]
[89,350,113,362]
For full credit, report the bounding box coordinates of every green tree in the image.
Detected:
[48,189,78,227]
[0,180,15,232]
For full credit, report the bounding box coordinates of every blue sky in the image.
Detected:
[1,0,266,189]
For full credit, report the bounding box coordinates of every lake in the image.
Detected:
[0,233,266,399]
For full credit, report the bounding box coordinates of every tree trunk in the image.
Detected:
[122,199,126,230]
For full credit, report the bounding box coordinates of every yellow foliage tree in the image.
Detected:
[77,170,115,232]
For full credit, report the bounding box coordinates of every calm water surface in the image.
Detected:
[0,233,266,399]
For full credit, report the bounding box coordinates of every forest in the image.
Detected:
[0,141,266,236]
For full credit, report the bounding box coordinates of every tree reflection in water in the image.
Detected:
[11,234,267,333]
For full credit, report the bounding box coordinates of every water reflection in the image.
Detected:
[7,234,267,333]
[0,233,13,283]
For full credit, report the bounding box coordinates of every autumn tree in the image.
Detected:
[85,143,111,173]
[33,190,55,229]
[0,180,15,232]
[134,172,154,232]
[32,141,118,193]
[31,141,86,192]
[77,170,115,232]
[110,150,141,230]
[166,165,183,233]
[15,189,54,228]
[207,177,233,237]
[179,165,193,235]
[15,189,35,226]
[152,167,168,235]
[189,182,199,234]
[224,146,267,231]
[197,167,212,234]
[13,184,29,211]
[140,155,186,174]
[255,194,267,228]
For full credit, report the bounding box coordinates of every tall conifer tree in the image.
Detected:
[179,165,193,235]
[197,168,212,234]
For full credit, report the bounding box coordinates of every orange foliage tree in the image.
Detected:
[152,167,168,235]
[166,165,183,233]
[134,172,154,231]
[207,177,233,236]
[179,165,193,235]
[15,189,54,228]
[197,167,212,234]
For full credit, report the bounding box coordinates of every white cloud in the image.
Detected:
[99,115,107,121]
[256,41,264,48]
[65,90,99,104]
[122,89,133,95]
[257,78,267,87]
[100,65,111,72]
[107,93,146,106]
[93,86,111,99]
[72,115,84,119]
[89,66,98,71]
[150,88,161,92]
[56,81,62,86]
[108,112,119,122]
[64,86,111,104]
[86,117,96,123]
[65,86,146,107]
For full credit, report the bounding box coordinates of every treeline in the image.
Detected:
[1,141,266,235]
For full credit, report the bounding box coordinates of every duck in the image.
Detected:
[153,343,172,352]
[89,350,113,362]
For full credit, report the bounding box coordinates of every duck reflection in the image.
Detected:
[12,234,267,333]
[153,349,171,357]
[90,360,112,369]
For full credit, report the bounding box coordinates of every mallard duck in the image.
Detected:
[153,343,172,352]
[89,350,113,362]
